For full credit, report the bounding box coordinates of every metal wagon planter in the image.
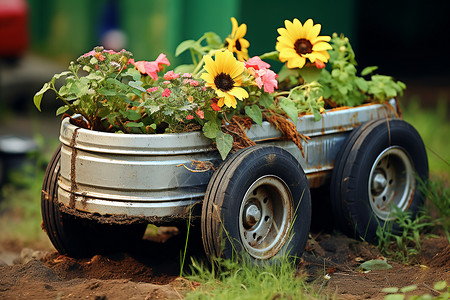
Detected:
[41,99,429,262]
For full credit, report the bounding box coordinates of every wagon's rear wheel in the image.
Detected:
[41,145,146,257]
[201,145,311,263]
[330,119,428,242]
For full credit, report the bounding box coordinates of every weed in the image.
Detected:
[184,254,321,299]
[376,206,435,264]
[419,178,450,243]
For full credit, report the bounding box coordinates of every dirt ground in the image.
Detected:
[0,225,449,300]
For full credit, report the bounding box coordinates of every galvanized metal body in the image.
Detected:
[58,99,397,220]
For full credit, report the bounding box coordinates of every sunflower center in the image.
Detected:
[294,38,313,55]
[214,73,235,92]
[236,39,242,51]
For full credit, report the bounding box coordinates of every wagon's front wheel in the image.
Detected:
[201,145,311,263]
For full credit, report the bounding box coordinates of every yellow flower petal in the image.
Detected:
[308,23,321,40]
[276,18,331,69]
[228,86,249,100]
[312,42,333,51]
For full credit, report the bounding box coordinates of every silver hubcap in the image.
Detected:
[368,146,415,220]
[239,175,293,259]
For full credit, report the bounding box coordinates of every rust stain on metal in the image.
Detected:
[176,160,215,173]
[306,170,331,188]
[59,203,200,226]
[69,128,80,209]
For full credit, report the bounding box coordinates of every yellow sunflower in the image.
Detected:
[225,17,250,61]
[200,50,249,108]
[276,18,332,69]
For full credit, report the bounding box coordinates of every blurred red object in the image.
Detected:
[0,0,28,58]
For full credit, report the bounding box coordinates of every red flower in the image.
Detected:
[162,88,171,97]
[210,98,221,111]
[186,115,194,120]
[315,60,326,69]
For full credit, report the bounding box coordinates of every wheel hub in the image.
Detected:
[371,170,387,195]
[243,203,261,228]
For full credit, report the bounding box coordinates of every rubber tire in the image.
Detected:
[201,145,312,263]
[330,119,428,242]
[41,145,146,257]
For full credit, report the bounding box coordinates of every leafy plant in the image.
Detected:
[376,206,435,264]
[319,34,406,107]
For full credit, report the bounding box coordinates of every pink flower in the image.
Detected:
[162,88,171,97]
[183,79,190,85]
[195,109,204,119]
[129,53,171,80]
[163,80,170,85]
[189,80,199,87]
[255,69,278,93]
[154,53,170,70]
[245,56,271,71]
[244,56,278,93]
[129,58,160,80]
[146,87,159,92]
[163,70,179,80]
[186,115,194,120]
[182,73,192,78]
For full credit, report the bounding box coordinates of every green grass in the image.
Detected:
[184,256,325,300]
[0,135,58,249]
[402,97,450,181]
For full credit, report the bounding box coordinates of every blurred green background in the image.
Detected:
[0,0,448,251]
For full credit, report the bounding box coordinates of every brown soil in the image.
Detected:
[0,227,449,299]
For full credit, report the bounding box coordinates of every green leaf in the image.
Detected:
[56,105,69,116]
[384,294,404,300]
[175,39,198,57]
[124,109,141,121]
[202,120,219,139]
[279,98,299,122]
[355,77,369,92]
[258,92,274,109]
[123,68,142,81]
[358,259,392,271]
[400,285,417,293]
[125,121,144,128]
[259,51,280,62]
[128,80,146,92]
[277,65,300,82]
[99,88,117,96]
[244,104,262,125]
[216,131,233,160]
[203,32,223,48]
[174,64,195,74]
[53,71,72,80]
[434,281,447,291]
[33,82,51,111]
[361,66,378,76]
[382,287,399,293]
[312,107,322,121]
[298,66,323,83]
